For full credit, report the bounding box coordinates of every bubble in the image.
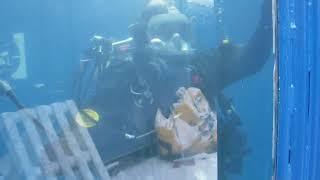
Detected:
[290,22,297,29]
[290,84,294,88]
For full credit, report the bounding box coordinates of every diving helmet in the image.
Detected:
[146,4,194,56]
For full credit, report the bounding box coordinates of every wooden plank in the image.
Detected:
[0,100,110,179]
[36,105,77,179]
[1,111,41,180]
[66,100,111,179]
[52,102,94,180]
[20,109,58,179]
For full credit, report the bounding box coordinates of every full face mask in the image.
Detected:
[147,12,194,56]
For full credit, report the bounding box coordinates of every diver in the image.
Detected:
[0,37,20,81]
[0,36,24,110]
[74,0,272,179]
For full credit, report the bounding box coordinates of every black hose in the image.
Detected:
[5,91,24,110]
[0,80,24,109]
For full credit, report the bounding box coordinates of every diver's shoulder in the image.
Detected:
[193,41,242,59]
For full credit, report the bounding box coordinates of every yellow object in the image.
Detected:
[75,109,100,128]
[155,87,218,158]
[155,110,183,154]
[173,103,201,126]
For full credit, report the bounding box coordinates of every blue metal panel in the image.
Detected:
[277,0,319,179]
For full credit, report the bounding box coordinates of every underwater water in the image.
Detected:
[0,0,273,179]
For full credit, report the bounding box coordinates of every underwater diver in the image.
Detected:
[0,38,20,81]
[74,0,272,179]
[0,38,24,110]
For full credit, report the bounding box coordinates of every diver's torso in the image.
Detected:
[140,53,200,115]
[87,48,217,136]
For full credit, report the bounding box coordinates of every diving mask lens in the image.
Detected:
[168,33,191,52]
[149,33,192,54]
[150,38,166,50]
[147,13,193,54]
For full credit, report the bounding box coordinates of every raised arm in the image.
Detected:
[194,0,272,95]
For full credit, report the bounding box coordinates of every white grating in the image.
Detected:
[0,100,110,180]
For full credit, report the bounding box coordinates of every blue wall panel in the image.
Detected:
[277,0,319,179]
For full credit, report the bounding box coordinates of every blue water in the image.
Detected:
[0,0,272,179]
[217,0,273,179]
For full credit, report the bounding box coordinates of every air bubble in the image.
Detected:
[290,22,297,29]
